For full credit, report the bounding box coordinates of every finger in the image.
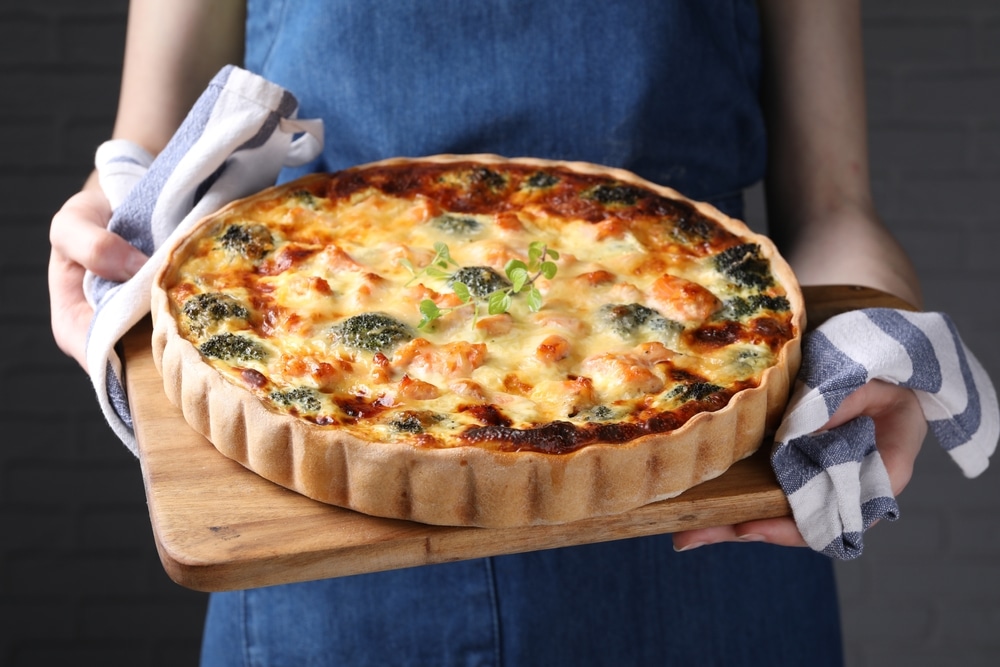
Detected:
[821,379,915,431]
[672,525,736,551]
[867,389,925,494]
[48,248,93,371]
[821,380,926,495]
[50,190,148,282]
[730,517,808,548]
[673,517,808,551]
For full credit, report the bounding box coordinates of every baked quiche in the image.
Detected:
[150,155,803,527]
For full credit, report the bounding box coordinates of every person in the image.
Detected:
[49,1,927,664]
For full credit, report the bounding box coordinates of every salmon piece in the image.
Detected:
[392,338,433,367]
[607,282,644,304]
[275,354,343,392]
[648,273,720,322]
[636,341,674,365]
[320,244,365,271]
[503,373,534,395]
[530,376,596,418]
[277,353,310,378]
[348,274,389,309]
[495,211,526,233]
[309,361,339,389]
[581,352,664,397]
[627,254,669,278]
[449,378,488,402]
[475,313,514,336]
[397,374,441,400]
[392,338,487,378]
[574,270,616,287]
[530,311,589,336]
[386,243,436,268]
[405,195,443,224]
[370,352,391,384]
[535,334,571,363]
[462,240,521,272]
[407,284,464,309]
[592,219,629,240]
[311,277,333,295]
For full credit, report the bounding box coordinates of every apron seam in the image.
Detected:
[485,557,503,667]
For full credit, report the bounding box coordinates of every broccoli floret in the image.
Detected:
[599,303,681,338]
[219,223,274,260]
[587,182,644,206]
[524,171,559,189]
[670,212,715,244]
[721,297,755,319]
[752,294,790,312]
[668,382,723,402]
[714,244,774,289]
[449,266,511,299]
[182,293,249,335]
[199,333,267,362]
[270,387,322,413]
[389,412,425,433]
[291,189,321,210]
[469,167,507,190]
[431,214,482,235]
[722,294,791,319]
[581,405,615,422]
[600,303,658,334]
[337,312,413,353]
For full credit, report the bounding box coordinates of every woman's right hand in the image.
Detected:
[48,187,149,372]
[46,0,246,372]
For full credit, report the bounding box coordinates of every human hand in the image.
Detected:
[48,187,149,372]
[672,379,927,551]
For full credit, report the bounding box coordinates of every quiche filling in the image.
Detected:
[163,161,795,453]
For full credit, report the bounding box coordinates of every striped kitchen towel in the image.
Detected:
[772,308,999,559]
[83,65,323,455]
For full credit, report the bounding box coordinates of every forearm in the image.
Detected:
[775,208,922,309]
[758,0,922,308]
[112,0,246,156]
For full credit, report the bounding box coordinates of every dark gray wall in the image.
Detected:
[0,2,207,666]
[1,1,998,665]
[838,2,1000,665]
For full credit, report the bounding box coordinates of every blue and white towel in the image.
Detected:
[84,66,998,558]
[83,65,323,455]
[773,308,999,559]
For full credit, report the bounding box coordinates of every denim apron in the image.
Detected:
[201,2,843,665]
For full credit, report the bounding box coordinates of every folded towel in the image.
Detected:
[772,308,999,559]
[83,65,323,455]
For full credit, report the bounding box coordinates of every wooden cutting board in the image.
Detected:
[123,285,912,592]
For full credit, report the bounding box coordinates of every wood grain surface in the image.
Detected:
[123,285,910,592]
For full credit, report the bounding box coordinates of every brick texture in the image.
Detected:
[2,2,999,665]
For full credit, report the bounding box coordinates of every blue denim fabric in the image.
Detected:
[204,2,844,665]
[245,0,766,217]
[201,537,841,666]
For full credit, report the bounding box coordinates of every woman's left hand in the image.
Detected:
[671,379,927,551]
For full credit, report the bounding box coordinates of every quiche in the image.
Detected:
[150,155,804,527]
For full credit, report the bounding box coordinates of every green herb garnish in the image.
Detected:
[406,241,559,329]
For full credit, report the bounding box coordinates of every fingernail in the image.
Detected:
[737,533,766,542]
[674,542,706,552]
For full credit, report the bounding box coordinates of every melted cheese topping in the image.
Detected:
[164,162,796,452]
